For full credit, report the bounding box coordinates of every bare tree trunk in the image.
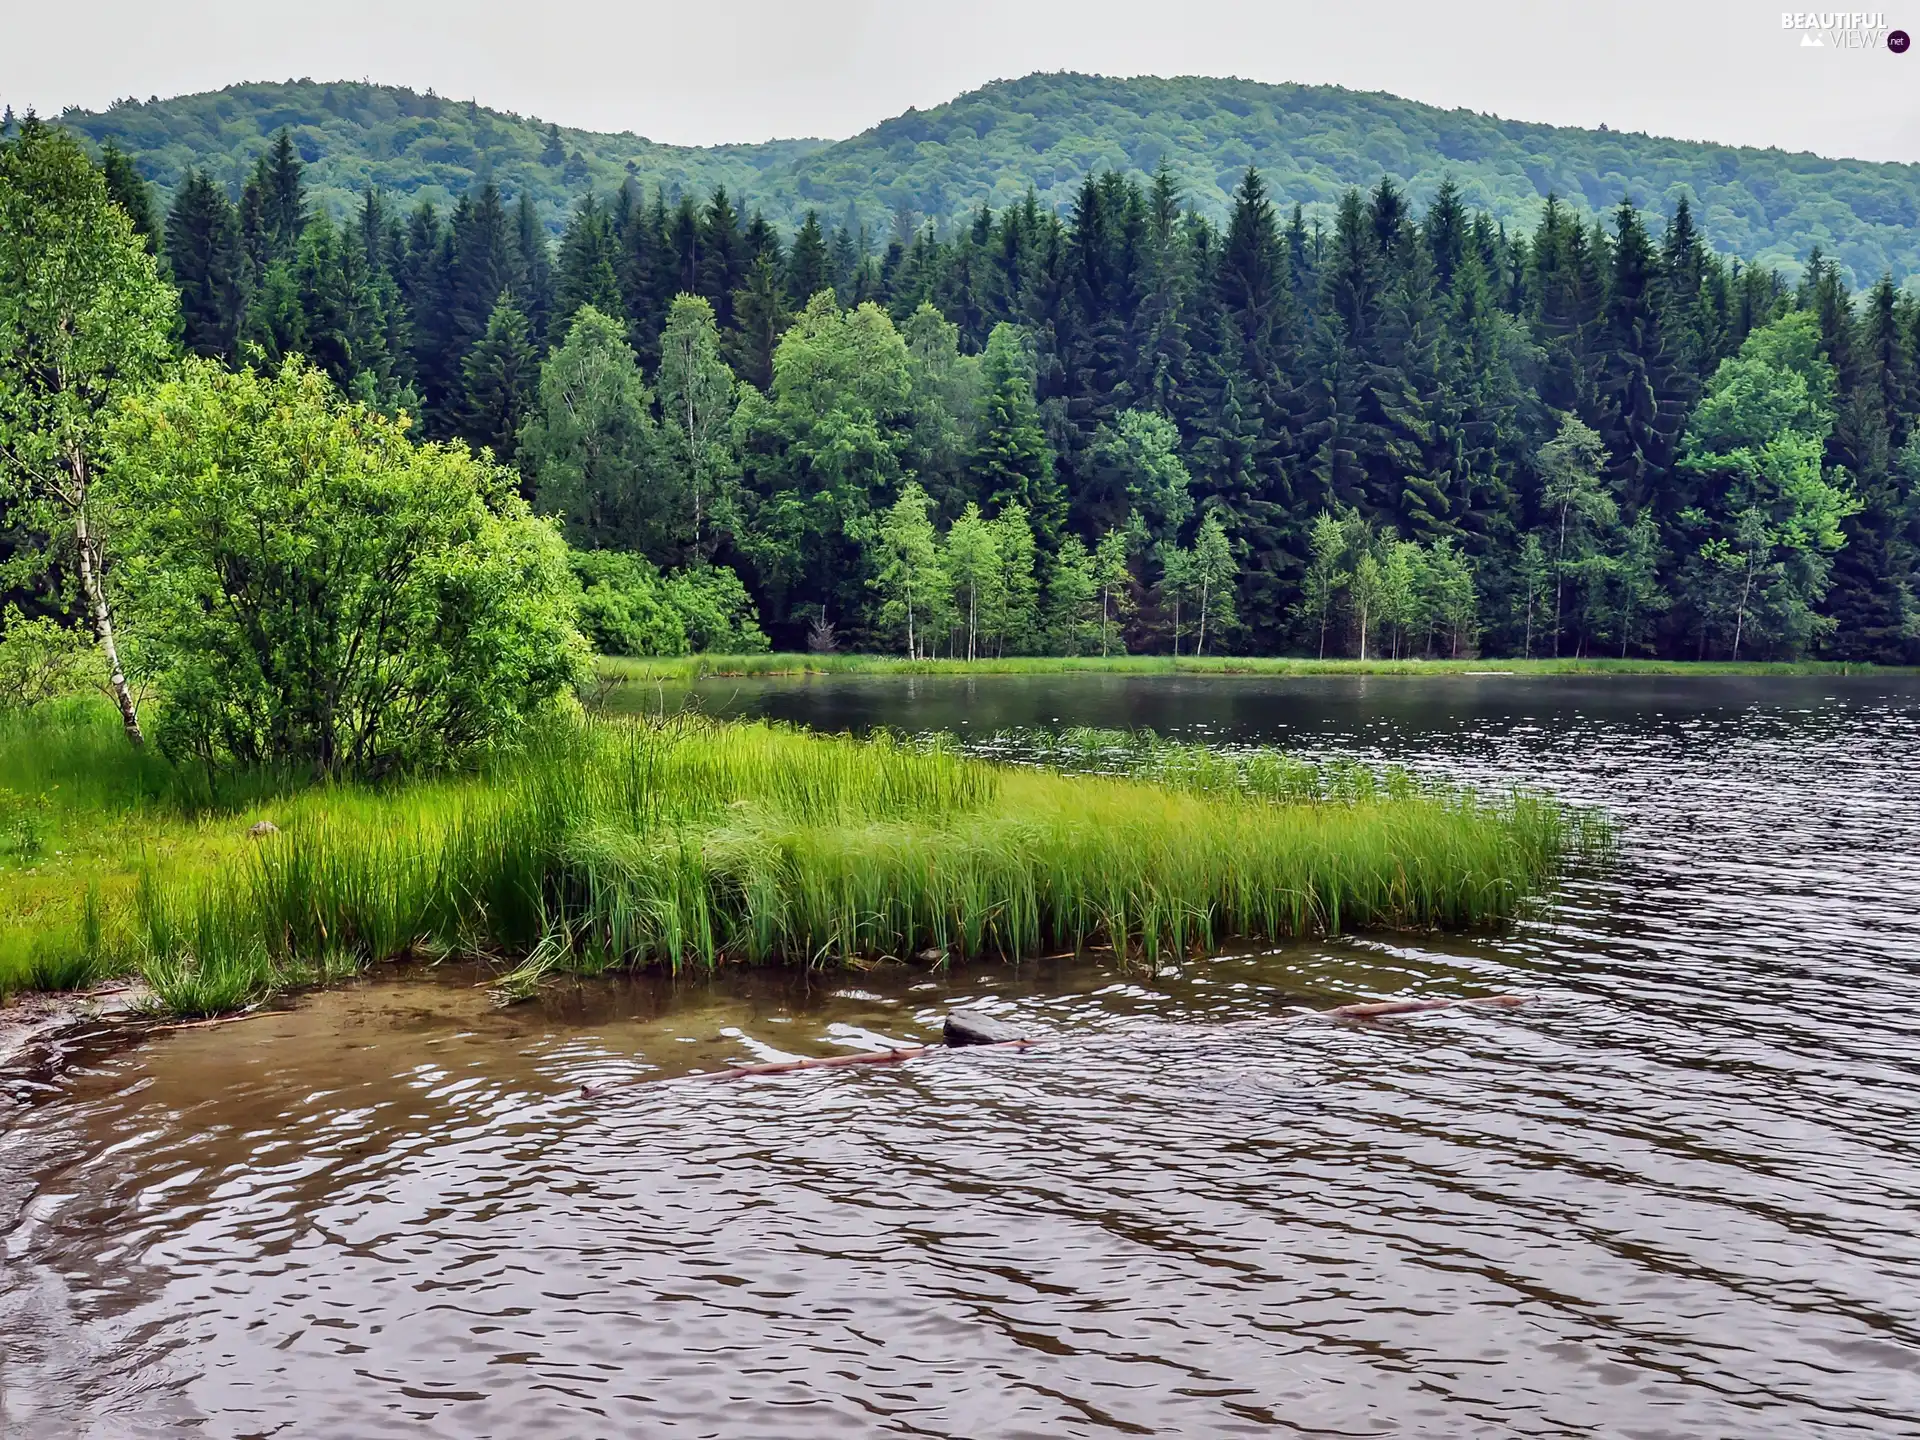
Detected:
[1552,505,1569,659]
[72,481,143,747]
[1732,552,1755,662]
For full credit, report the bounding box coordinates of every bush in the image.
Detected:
[106,359,590,777]
[0,607,92,710]
[571,550,688,656]
[569,550,770,656]
[664,564,770,653]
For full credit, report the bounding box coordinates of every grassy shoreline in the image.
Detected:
[600,652,1917,683]
[1,705,1607,1017]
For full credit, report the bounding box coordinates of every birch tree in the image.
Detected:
[0,121,176,746]
[1191,512,1237,655]
[657,294,737,561]
[872,481,945,658]
[941,502,1001,661]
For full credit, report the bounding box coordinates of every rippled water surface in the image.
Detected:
[6,674,1920,1438]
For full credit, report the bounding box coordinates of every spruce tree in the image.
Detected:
[972,323,1064,545]
[99,143,158,253]
[1596,200,1685,516]
[459,299,537,464]
[165,169,248,359]
[787,210,831,307]
[554,192,622,333]
[513,191,554,349]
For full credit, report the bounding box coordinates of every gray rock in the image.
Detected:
[248,820,280,839]
[944,1010,1027,1047]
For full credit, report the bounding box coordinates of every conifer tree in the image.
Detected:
[460,298,537,463]
[787,210,831,308]
[554,192,623,333]
[972,322,1064,544]
[99,143,158,253]
[166,169,248,359]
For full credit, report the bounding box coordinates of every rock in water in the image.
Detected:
[944,1010,1027,1047]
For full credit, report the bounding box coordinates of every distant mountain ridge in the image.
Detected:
[53,71,1920,285]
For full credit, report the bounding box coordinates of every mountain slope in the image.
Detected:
[57,72,1920,285]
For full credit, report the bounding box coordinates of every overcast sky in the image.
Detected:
[7,1,1919,162]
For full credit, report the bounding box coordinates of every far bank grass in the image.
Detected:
[600,652,1916,684]
[1,705,1607,1017]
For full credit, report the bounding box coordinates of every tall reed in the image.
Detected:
[124,716,1608,1013]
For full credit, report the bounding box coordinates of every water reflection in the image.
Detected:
[5,674,1920,1437]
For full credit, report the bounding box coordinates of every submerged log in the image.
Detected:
[686,1036,1035,1084]
[1327,993,1532,1019]
[944,1010,1029,1047]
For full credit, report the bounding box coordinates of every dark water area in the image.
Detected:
[6,674,1920,1438]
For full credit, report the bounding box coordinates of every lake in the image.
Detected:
[4,673,1918,1437]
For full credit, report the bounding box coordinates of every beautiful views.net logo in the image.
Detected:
[1780,11,1910,48]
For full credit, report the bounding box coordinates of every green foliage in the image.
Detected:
[973,323,1062,544]
[1045,536,1100,655]
[663,564,769,653]
[941,502,1002,661]
[571,548,688,657]
[1190,512,1238,654]
[871,481,949,658]
[460,298,538,462]
[520,305,669,552]
[0,606,90,709]
[1089,409,1195,549]
[1676,312,1861,657]
[105,359,590,776]
[36,89,1920,665]
[655,294,738,559]
[63,82,822,238]
[0,118,177,743]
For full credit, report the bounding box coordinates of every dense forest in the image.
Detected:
[11,108,1920,663]
[51,74,1920,286]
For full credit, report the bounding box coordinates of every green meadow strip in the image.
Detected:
[597,652,1914,684]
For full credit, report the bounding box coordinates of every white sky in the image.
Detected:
[6,0,1920,163]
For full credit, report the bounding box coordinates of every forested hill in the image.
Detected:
[56,81,827,238]
[55,72,1920,286]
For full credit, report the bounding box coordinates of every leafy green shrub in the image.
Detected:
[105,358,590,778]
[664,564,770,653]
[570,550,769,656]
[0,607,91,710]
[571,550,688,656]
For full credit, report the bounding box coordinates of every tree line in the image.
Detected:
[27,121,1920,662]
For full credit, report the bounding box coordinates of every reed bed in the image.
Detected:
[117,716,1609,1015]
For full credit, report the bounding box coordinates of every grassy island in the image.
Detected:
[1,704,1607,1017]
